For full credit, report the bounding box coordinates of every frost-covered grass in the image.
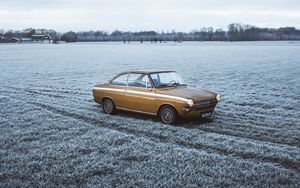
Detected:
[0,42,300,187]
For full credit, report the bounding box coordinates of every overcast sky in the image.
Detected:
[1,0,300,32]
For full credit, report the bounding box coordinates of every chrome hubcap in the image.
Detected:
[162,109,173,123]
[104,100,113,113]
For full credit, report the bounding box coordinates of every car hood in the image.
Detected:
[156,86,216,101]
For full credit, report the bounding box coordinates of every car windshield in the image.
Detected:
[150,72,186,87]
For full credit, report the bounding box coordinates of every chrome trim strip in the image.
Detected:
[93,87,189,103]
[127,89,189,102]
[116,107,156,116]
[92,87,126,93]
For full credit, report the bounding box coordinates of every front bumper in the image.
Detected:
[180,98,218,118]
[180,107,215,118]
[183,98,218,111]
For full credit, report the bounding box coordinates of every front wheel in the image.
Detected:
[159,106,177,124]
[103,98,116,115]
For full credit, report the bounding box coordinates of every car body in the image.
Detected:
[92,70,221,124]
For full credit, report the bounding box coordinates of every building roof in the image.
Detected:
[122,70,175,74]
[7,37,20,42]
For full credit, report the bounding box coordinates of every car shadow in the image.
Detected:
[115,110,160,122]
[176,118,214,128]
[96,105,214,128]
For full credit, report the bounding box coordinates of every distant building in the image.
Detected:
[31,34,52,42]
[7,37,21,43]
[0,35,52,43]
[21,38,32,43]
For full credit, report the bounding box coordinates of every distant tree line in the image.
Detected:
[227,23,300,41]
[1,23,300,43]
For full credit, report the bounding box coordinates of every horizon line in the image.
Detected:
[1,23,300,33]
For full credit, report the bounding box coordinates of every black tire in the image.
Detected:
[102,98,116,115]
[159,106,177,124]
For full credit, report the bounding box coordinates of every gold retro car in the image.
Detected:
[92,70,221,124]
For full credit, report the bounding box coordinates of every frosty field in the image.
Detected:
[0,41,300,187]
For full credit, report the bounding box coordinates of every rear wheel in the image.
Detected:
[103,98,116,114]
[159,106,177,124]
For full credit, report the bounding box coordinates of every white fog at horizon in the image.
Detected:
[0,0,300,32]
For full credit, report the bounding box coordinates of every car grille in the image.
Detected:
[192,98,217,109]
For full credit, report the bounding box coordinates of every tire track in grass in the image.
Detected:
[26,85,88,96]
[215,110,300,131]
[184,111,300,147]
[215,108,299,128]
[28,101,300,172]
[1,85,299,148]
[194,121,300,148]
[0,86,91,102]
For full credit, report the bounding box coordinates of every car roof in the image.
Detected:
[120,70,175,74]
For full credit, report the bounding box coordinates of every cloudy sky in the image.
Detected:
[0,0,300,32]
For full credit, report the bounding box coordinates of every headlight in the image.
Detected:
[216,94,221,102]
[187,99,194,107]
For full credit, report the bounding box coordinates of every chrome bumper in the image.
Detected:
[182,98,218,112]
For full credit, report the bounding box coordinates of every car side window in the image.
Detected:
[150,73,160,87]
[110,74,128,86]
[128,73,152,88]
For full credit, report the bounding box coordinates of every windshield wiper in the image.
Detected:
[157,83,186,88]
[156,84,169,88]
[170,83,186,87]
[177,83,187,86]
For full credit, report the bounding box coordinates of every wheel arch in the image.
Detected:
[102,96,115,104]
[157,103,178,116]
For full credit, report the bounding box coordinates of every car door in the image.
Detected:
[108,73,129,108]
[125,73,156,114]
